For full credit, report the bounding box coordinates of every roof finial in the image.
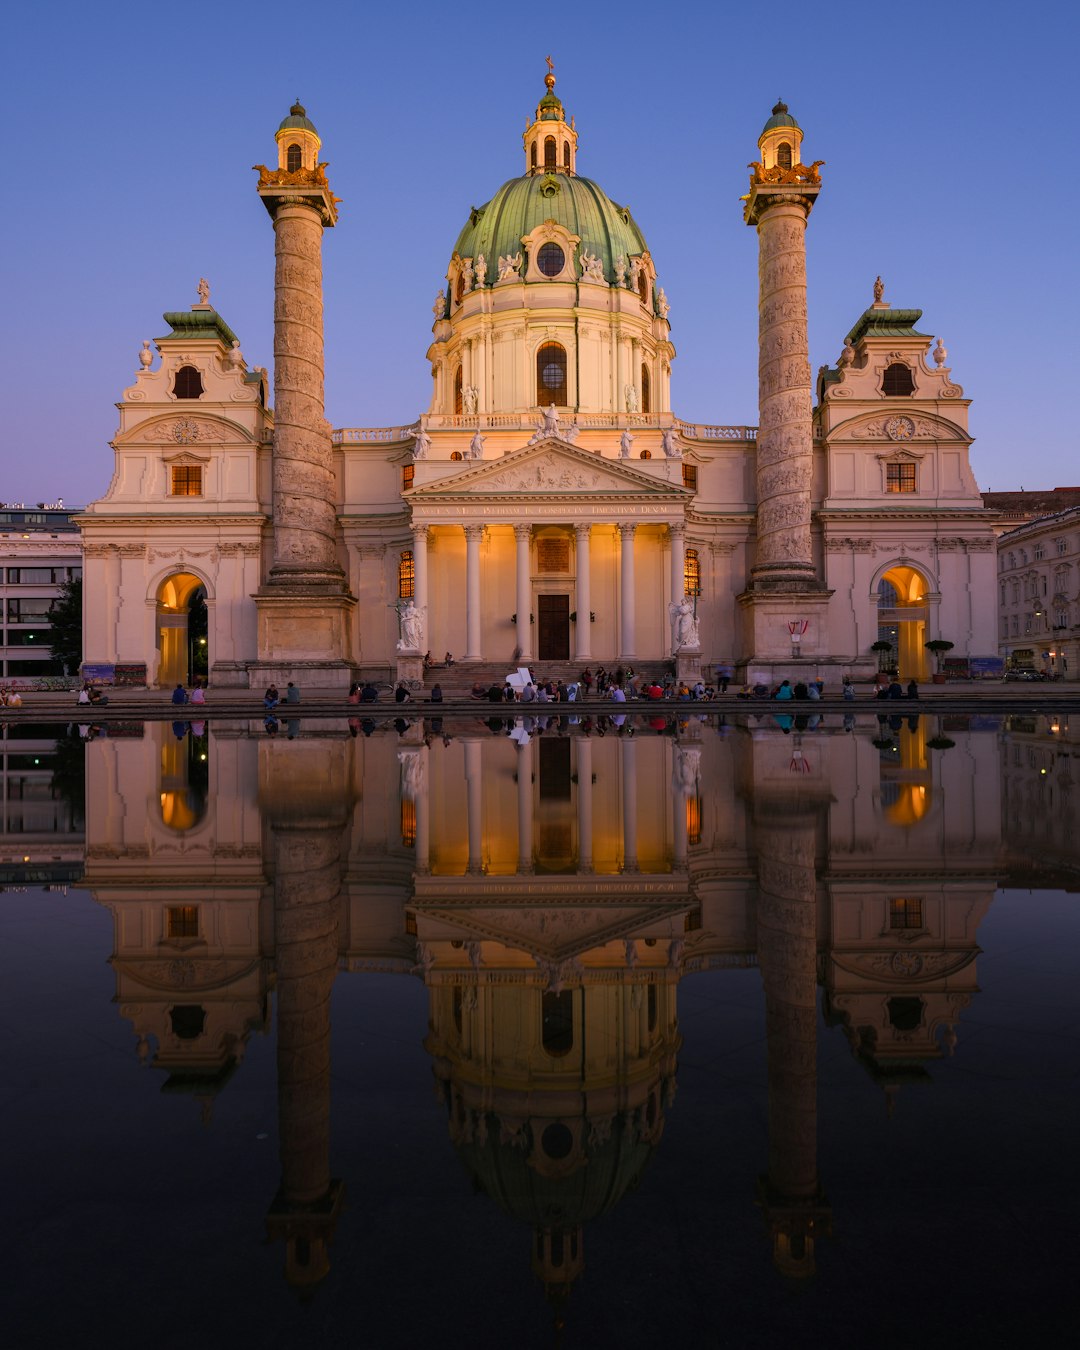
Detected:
[545,54,555,92]
[873,275,885,305]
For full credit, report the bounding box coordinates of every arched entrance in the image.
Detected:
[875,565,931,682]
[156,572,208,688]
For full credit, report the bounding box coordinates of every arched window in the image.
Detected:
[563,141,571,170]
[286,142,302,172]
[684,548,701,596]
[536,342,568,406]
[639,449,652,459]
[530,141,538,172]
[686,794,702,845]
[453,366,463,414]
[544,135,557,169]
[450,450,463,462]
[400,796,416,847]
[173,365,203,399]
[640,364,651,414]
[638,270,648,302]
[542,989,574,1057]
[398,550,414,599]
[777,141,792,170]
[882,362,915,396]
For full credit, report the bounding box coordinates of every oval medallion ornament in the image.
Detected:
[172,418,199,445]
[886,416,916,442]
[891,950,924,976]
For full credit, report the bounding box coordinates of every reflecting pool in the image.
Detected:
[2,711,1077,1347]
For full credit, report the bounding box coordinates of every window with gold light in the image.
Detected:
[400,797,416,847]
[402,463,414,491]
[889,896,923,929]
[886,462,916,493]
[170,465,202,496]
[684,548,701,597]
[398,550,415,599]
[167,905,199,939]
[686,795,702,846]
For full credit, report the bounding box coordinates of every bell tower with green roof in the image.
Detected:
[523,56,578,177]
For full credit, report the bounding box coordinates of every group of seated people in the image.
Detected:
[0,687,24,707]
[422,652,455,670]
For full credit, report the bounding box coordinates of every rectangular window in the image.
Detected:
[886,462,917,493]
[890,897,923,929]
[170,465,203,496]
[6,601,52,623]
[400,798,416,847]
[1034,544,1045,560]
[402,464,414,491]
[167,905,199,938]
[1057,539,1068,555]
[682,464,698,491]
[6,567,61,584]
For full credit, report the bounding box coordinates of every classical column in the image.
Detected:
[576,737,593,872]
[618,523,637,659]
[104,547,120,664]
[465,739,483,873]
[515,525,533,661]
[412,525,429,649]
[517,737,534,873]
[754,793,830,1276]
[743,117,821,593]
[621,736,638,872]
[574,524,592,661]
[669,523,686,608]
[254,109,355,683]
[465,526,483,661]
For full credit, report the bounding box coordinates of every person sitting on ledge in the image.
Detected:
[172,683,188,705]
[395,683,411,703]
[444,651,455,666]
[359,683,378,703]
[430,683,443,703]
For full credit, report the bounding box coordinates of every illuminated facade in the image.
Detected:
[79,74,996,688]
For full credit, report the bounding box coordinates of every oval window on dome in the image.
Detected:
[537,242,565,277]
[536,342,568,406]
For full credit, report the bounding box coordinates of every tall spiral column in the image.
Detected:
[739,103,831,674]
[254,102,356,687]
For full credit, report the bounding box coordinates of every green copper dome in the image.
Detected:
[761,99,800,134]
[452,173,649,286]
[277,99,318,135]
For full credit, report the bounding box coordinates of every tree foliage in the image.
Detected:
[48,576,83,675]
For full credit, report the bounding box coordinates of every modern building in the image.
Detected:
[0,503,82,685]
[78,74,998,689]
[996,504,1080,678]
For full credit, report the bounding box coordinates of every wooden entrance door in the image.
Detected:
[537,594,570,661]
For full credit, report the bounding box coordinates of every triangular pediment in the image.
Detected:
[413,894,690,962]
[409,437,689,499]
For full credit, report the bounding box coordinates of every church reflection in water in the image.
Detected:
[72,709,1049,1309]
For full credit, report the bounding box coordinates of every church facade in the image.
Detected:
[78,72,997,689]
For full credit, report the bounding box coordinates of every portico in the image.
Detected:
[402,438,691,664]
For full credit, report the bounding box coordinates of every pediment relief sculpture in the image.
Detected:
[411,440,684,498]
[119,415,246,447]
[832,413,966,444]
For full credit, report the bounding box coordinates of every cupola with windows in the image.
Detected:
[275,98,321,174]
[757,98,803,173]
[524,57,578,176]
[427,63,675,422]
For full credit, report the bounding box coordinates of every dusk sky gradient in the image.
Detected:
[3,0,1077,506]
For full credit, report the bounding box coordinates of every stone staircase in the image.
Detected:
[406,658,676,698]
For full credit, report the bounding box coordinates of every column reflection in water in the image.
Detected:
[751,772,831,1276]
[261,733,354,1291]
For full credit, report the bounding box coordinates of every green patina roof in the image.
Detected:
[761,99,800,134]
[845,308,930,346]
[456,1111,656,1228]
[452,173,649,287]
[277,99,317,135]
[160,309,240,347]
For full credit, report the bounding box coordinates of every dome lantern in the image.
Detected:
[757,98,803,173]
[274,98,322,175]
[523,57,578,177]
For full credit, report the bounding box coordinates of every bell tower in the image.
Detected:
[252,102,356,688]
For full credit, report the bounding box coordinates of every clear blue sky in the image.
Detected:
[3,0,1077,506]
